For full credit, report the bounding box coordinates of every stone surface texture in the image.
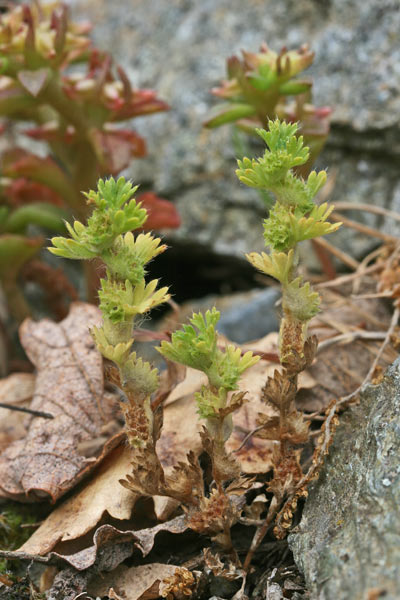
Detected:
[69,0,400,262]
[289,358,400,600]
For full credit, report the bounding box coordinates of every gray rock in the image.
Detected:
[289,358,400,600]
[217,287,280,343]
[69,0,400,263]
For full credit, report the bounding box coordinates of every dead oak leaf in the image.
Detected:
[19,436,134,555]
[0,302,118,501]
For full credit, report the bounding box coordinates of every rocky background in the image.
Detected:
[289,357,400,600]
[69,0,400,267]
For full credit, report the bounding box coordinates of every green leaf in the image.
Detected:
[120,353,159,397]
[236,120,310,195]
[0,234,42,280]
[158,308,220,372]
[102,232,167,285]
[204,103,256,128]
[246,249,294,283]
[278,80,312,95]
[98,277,170,325]
[48,177,148,260]
[283,277,320,321]
[248,63,277,91]
[158,307,259,391]
[5,203,68,233]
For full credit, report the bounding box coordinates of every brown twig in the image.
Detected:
[333,202,400,222]
[313,237,359,271]
[338,306,400,405]
[0,549,52,563]
[243,496,279,572]
[0,402,54,419]
[352,246,388,295]
[317,330,387,352]
[316,263,381,289]
[233,425,265,453]
[311,239,337,279]
[331,213,399,244]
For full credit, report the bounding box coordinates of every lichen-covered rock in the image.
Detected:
[70,0,400,260]
[289,358,400,600]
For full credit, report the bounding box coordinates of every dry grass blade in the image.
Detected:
[331,212,399,243]
[313,237,359,270]
[333,202,400,222]
[316,264,381,290]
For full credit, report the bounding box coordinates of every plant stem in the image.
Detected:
[2,279,31,322]
[243,496,279,572]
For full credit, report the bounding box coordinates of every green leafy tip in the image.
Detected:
[158,308,220,373]
[49,176,147,259]
[102,232,167,285]
[158,307,259,391]
[99,277,170,324]
[235,120,327,212]
[263,201,339,252]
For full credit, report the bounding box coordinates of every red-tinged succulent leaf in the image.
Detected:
[4,178,64,207]
[109,89,169,121]
[1,149,76,205]
[17,68,50,97]
[92,129,147,174]
[137,192,181,231]
[24,124,76,144]
[51,4,68,56]
[227,55,243,79]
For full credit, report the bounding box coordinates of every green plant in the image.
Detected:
[236,118,341,569]
[48,120,340,570]
[49,175,259,559]
[205,43,331,183]
[0,1,179,317]
[158,307,259,553]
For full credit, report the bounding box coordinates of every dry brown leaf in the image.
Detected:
[226,333,278,474]
[0,302,118,501]
[43,516,187,570]
[164,367,207,406]
[0,372,36,404]
[87,563,194,600]
[19,437,134,555]
[20,390,202,554]
[0,372,36,452]
[299,290,394,412]
[16,326,314,555]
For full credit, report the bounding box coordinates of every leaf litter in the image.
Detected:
[0,302,121,502]
[0,276,397,598]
